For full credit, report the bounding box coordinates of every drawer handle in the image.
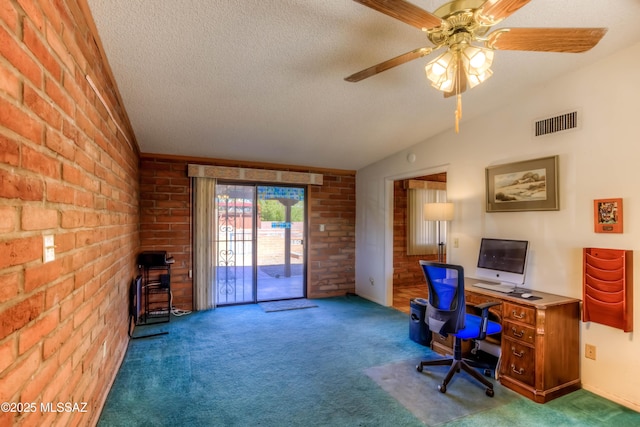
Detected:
[512,310,525,319]
[511,347,524,358]
[511,327,524,338]
[511,364,525,375]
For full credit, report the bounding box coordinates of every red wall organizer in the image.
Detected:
[582,248,633,332]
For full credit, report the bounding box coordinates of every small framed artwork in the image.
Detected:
[594,198,623,233]
[485,155,559,212]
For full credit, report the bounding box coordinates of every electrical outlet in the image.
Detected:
[585,344,596,360]
[369,277,375,286]
[453,238,459,248]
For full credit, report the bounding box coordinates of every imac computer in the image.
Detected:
[472,238,530,293]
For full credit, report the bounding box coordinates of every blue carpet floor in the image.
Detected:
[98,296,640,426]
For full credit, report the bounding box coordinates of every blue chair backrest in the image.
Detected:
[420,261,466,335]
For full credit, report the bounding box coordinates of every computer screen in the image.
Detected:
[475,238,529,285]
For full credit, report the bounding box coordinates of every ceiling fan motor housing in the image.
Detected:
[428,0,492,47]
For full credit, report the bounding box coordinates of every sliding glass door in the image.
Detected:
[255,186,305,301]
[216,184,255,305]
[215,183,306,305]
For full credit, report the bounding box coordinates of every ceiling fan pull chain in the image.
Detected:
[455,64,462,134]
[455,94,462,134]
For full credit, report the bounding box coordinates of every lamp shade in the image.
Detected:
[424,202,454,221]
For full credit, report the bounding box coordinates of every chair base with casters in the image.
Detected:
[417,305,501,397]
[417,335,497,397]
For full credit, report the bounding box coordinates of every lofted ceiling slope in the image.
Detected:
[86,0,640,170]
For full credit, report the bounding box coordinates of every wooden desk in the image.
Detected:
[465,280,581,403]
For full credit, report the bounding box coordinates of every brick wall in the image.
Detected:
[393,174,446,288]
[0,1,139,426]
[140,156,356,306]
[308,172,356,297]
[139,158,191,308]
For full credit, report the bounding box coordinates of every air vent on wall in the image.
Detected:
[533,110,580,137]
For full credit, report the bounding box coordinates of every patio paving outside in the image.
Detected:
[216,221,305,305]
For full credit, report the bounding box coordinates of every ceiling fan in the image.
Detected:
[345,0,607,131]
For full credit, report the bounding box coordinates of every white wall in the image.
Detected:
[355,41,640,409]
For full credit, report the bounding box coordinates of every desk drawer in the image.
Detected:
[503,320,536,345]
[466,292,495,306]
[503,337,535,386]
[503,302,535,326]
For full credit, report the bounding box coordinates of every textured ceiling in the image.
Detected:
[86,0,640,170]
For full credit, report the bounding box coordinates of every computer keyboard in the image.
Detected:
[471,282,516,293]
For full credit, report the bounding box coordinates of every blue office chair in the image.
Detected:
[416,261,502,397]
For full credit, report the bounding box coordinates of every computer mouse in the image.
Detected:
[521,293,533,299]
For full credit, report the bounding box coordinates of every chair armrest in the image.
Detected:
[474,301,501,310]
[473,301,501,319]
[471,301,501,339]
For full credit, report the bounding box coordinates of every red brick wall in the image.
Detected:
[139,158,191,308]
[393,174,446,288]
[139,156,356,306]
[308,172,356,297]
[0,1,139,425]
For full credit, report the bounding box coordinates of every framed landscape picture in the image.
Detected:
[594,198,623,233]
[485,155,559,212]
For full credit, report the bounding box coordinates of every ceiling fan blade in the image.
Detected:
[487,28,608,53]
[476,0,531,26]
[353,0,443,31]
[345,47,433,82]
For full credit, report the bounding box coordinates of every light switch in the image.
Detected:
[43,235,55,263]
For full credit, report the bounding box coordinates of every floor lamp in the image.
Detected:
[424,202,454,262]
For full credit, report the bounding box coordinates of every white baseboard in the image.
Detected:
[581,384,640,412]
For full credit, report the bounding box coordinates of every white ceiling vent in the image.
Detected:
[533,110,580,138]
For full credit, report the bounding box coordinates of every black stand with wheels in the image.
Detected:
[128,275,168,340]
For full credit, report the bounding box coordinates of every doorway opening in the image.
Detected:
[215,183,306,306]
[392,172,447,313]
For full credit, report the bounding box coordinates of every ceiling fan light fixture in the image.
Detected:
[466,68,493,88]
[467,45,493,70]
[459,45,494,88]
[425,50,457,91]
